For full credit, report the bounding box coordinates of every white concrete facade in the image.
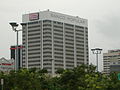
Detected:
[22,10,88,74]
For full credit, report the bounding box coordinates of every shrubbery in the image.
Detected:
[0,65,120,90]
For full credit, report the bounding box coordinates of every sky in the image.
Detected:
[0,0,120,71]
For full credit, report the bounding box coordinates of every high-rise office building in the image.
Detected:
[22,10,88,74]
[103,49,120,74]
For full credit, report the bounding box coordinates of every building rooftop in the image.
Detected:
[22,10,88,27]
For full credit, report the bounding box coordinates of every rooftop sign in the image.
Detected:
[29,13,39,21]
[50,13,86,25]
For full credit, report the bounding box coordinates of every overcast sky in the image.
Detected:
[0,0,120,71]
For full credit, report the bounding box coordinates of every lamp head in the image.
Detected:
[9,22,18,27]
[91,48,102,54]
[95,48,102,51]
[9,22,18,31]
[20,23,26,26]
[91,49,95,51]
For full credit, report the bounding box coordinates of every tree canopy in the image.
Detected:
[0,64,120,90]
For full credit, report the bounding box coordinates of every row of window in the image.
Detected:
[28,64,40,67]
[28,52,40,55]
[26,26,85,33]
[53,25,63,29]
[43,24,52,27]
[27,20,86,28]
[28,48,40,51]
[28,56,40,59]
[64,23,74,27]
[28,40,40,44]
[28,33,40,36]
[53,21,63,25]
[54,29,63,32]
[43,31,52,34]
[28,29,41,33]
[28,21,40,25]
[28,25,40,29]
[28,60,40,63]
[66,57,74,60]
[65,27,74,30]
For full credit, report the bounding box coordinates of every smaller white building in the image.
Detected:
[0,57,14,73]
[103,49,120,74]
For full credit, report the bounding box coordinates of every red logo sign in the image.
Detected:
[29,13,39,21]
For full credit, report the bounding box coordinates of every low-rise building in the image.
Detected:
[110,57,120,72]
[103,49,120,74]
[0,57,14,72]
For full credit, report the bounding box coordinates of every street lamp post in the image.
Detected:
[9,22,26,70]
[1,79,4,90]
[91,48,102,72]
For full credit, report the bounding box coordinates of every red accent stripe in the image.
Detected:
[0,63,14,66]
[10,48,16,50]
[10,46,23,50]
